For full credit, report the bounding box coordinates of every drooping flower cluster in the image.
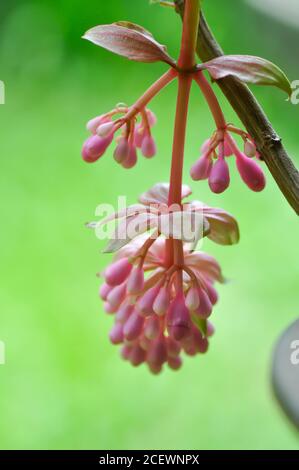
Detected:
[82,104,157,168]
[91,183,239,373]
[190,125,266,193]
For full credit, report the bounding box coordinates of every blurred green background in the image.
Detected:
[0,0,298,450]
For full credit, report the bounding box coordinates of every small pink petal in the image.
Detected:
[86,115,108,134]
[107,283,127,309]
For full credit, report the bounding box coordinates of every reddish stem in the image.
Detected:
[166,0,200,272]
[123,69,177,123]
[194,71,226,129]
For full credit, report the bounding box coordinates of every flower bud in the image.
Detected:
[141,135,157,158]
[236,153,266,192]
[99,283,113,301]
[105,258,132,286]
[244,140,257,158]
[123,311,144,341]
[114,137,130,163]
[190,155,213,181]
[153,286,170,316]
[185,286,200,311]
[115,303,134,324]
[82,134,113,163]
[144,316,160,340]
[138,284,160,316]
[134,125,145,148]
[224,137,233,157]
[208,157,230,194]
[147,337,167,367]
[109,323,124,344]
[167,293,192,341]
[205,282,218,306]
[146,109,157,127]
[86,115,107,134]
[107,283,127,309]
[96,121,115,137]
[130,345,146,367]
[168,356,182,371]
[122,145,137,169]
[194,288,213,318]
[127,266,144,294]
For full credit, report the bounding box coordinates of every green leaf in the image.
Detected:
[192,315,208,338]
[199,55,292,96]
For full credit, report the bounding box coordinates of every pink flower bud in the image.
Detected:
[104,302,117,314]
[153,286,170,316]
[106,283,127,309]
[205,282,218,306]
[185,286,200,311]
[86,115,108,134]
[148,363,162,375]
[224,137,233,156]
[134,125,145,148]
[166,337,181,358]
[147,337,167,367]
[146,109,157,127]
[190,155,213,181]
[82,134,113,163]
[244,140,257,158]
[208,157,230,194]
[105,259,132,286]
[96,121,115,137]
[200,138,211,154]
[193,327,209,353]
[109,323,124,344]
[130,345,146,367]
[139,335,151,351]
[123,311,144,341]
[127,266,144,294]
[144,316,160,340]
[115,303,134,323]
[121,345,132,360]
[207,321,215,337]
[99,283,113,301]
[194,288,213,318]
[122,145,137,169]
[138,284,160,316]
[168,356,182,370]
[113,137,130,163]
[141,135,157,158]
[236,153,266,192]
[167,293,192,341]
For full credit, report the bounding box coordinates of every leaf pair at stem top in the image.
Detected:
[83,21,291,96]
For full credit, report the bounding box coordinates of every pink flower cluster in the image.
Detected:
[82,105,157,168]
[100,238,219,374]
[191,126,266,193]
[92,183,239,374]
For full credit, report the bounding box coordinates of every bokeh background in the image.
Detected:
[0,0,298,450]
